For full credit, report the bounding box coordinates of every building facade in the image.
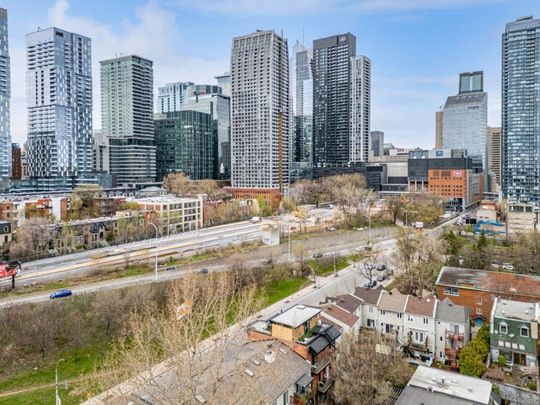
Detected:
[502,16,540,206]
[435,110,443,149]
[10,143,21,180]
[370,130,384,158]
[490,298,539,368]
[130,195,203,235]
[230,30,290,200]
[292,42,313,164]
[487,126,501,192]
[155,110,216,181]
[436,266,540,326]
[215,72,231,97]
[442,71,487,174]
[92,130,109,173]
[312,33,370,168]
[0,8,10,183]
[157,82,193,114]
[26,27,93,182]
[101,55,155,186]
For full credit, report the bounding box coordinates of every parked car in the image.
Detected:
[363,280,377,289]
[198,268,209,274]
[313,252,324,259]
[502,263,515,271]
[377,273,386,282]
[250,216,261,223]
[376,264,386,271]
[50,289,73,299]
[166,266,176,271]
[329,227,336,232]
[261,259,273,266]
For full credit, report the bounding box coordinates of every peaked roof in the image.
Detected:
[322,293,363,313]
[378,289,408,312]
[353,285,384,305]
[320,303,360,327]
[436,298,470,324]
[405,294,437,317]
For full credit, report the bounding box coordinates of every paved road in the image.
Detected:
[2,221,264,286]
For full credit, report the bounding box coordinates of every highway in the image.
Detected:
[3,221,264,285]
[0,216,458,308]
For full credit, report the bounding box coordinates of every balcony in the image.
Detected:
[311,356,331,375]
[445,331,464,341]
[317,378,334,394]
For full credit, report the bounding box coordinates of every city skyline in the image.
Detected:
[2,0,538,149]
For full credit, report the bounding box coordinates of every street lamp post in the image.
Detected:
[148,223,158,281]
[288,223,291,262]
[55,358,65,405]
[368,204,372,247]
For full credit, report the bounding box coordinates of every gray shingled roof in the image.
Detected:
[436,298,470,324]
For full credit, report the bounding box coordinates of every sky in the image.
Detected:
[3,0,539,148]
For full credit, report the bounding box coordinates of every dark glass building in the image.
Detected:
[155,110,216,181]
[312,33,370,168]
[502,16,540,205]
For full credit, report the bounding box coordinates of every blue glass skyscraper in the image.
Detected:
[502,16,540,205]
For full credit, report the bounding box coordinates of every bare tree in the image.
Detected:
[9,217,54,260]
[392,229,443,296]
[360,250,379,285]
[91,273,266,404]
[332,330,413,404]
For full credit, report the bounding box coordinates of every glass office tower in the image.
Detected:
[0,8,10,182]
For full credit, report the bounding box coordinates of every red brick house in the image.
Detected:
[435,266,540,326]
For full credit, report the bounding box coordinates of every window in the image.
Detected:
[367,319,375,328]
[498,340,504,347]
[476,307,482,315]
[407,315,413,322]
[379,309,386,315]
[440,336,443,341]
[414,331,425,342]
[476,297,483,305]
[368,305,373,313]
[423,318,429,325]
[499,323,508,334]
[443,287,459,296]
[520,327,529,338]
[397,313,403,319]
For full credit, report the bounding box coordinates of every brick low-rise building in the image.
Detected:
[436,266,540,326]
[248,304,341,403]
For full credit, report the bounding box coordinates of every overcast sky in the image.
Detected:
[3,0,539,148]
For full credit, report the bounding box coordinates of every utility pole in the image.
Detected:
[149,223,158,281]
[288,223,291,261]
[55,358,65,405]
[333,252,338,277]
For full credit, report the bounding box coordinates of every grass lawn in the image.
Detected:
[0,343,109,404]
[306,257,349,276]
[262,277,309,306]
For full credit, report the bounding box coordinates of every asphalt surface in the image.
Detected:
[0,216,458,309]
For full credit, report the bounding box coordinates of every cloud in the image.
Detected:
[169,0,503,17]
[10,0,228,143]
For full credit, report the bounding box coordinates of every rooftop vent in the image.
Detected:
[244,368,255,377]
[297,305,306,310]
[251,359,260,366]
[265,350,276,363]
[509,287,517,293]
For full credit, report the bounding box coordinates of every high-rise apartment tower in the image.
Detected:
[502,16,540,205]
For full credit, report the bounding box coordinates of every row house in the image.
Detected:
[248,305,341,404]
[435,298,471,369]
[490,298,539,369]
[323,286,470,366]
[436,266,540,326]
